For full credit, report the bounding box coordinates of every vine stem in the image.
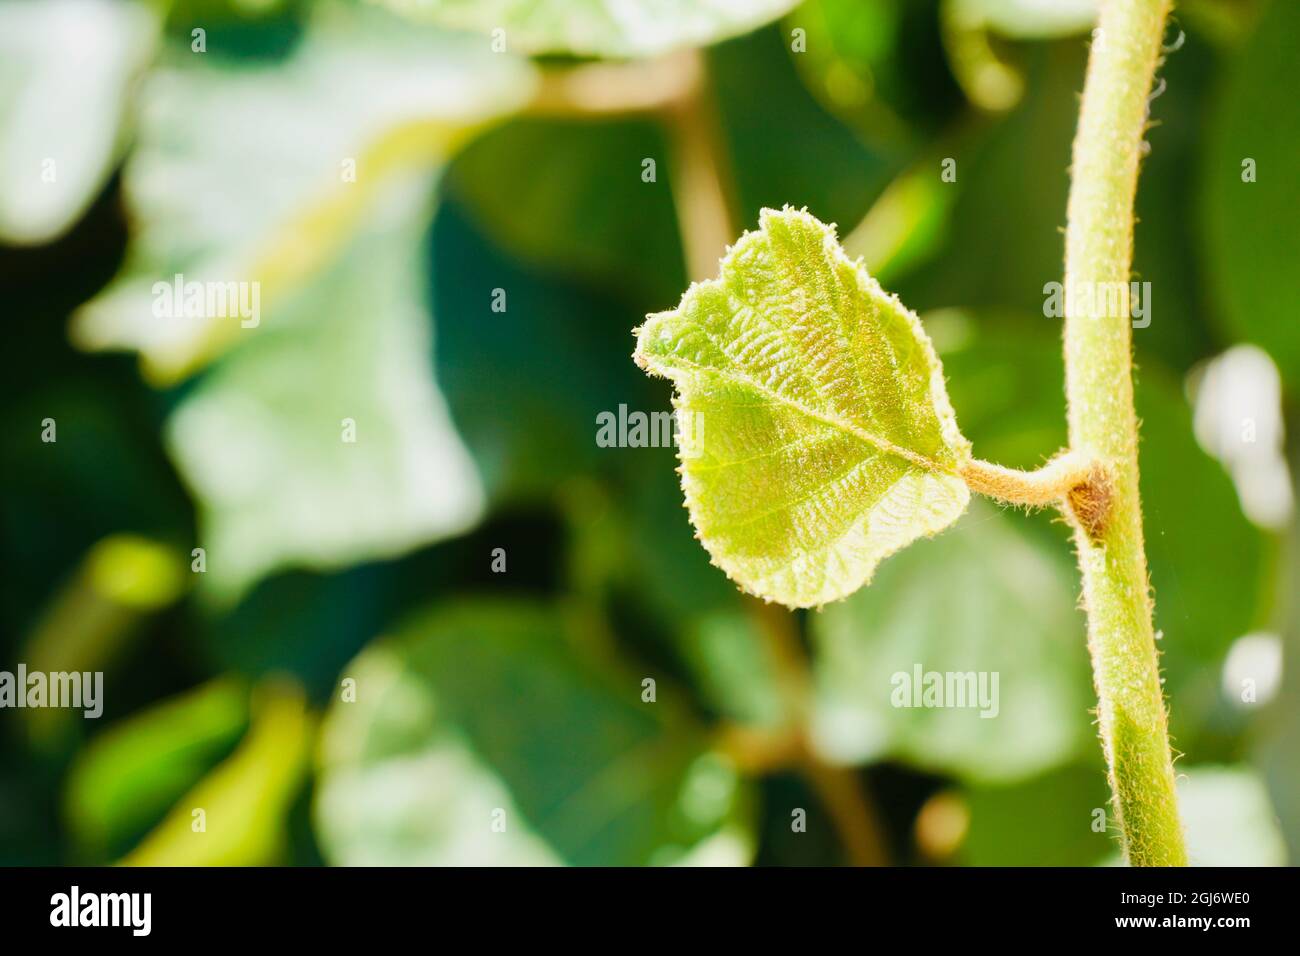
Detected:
[1063,0,1185,866]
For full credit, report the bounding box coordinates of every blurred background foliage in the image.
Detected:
[0,0,1295,866]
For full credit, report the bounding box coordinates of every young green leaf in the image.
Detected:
[634,207,971,608]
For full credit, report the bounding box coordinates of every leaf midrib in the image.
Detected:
[647,352,955,476]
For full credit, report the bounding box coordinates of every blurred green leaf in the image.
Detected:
[892,43,1081,315]
[940,0,1095,111]
[433,199,659,504]
[64,678,248,861]
[1203,0,1300,386]
[378,0,801,57]
[677,609,787,729]
[928,310,1068,470]
[197,565,392,699]
[811,502,1092,782]
[315,601,754,865]
[786,0,964,147]
[123,679,313,866]
[165,185,485,602]
[843,156,958,285]
[946,0,1096,39]
[711,24,894,230]
[72,1,534,383]
[961,763,1113,865]
[446,117,684,303]
[890,31,1228,376]
[67,3,536,599]
[1176,765,1287,866]
[0,0,159,244]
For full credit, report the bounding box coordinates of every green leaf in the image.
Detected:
[784,0,964,148]
[433,200,664,504]
[810,502,1092,782]
[671,608,787,729]
[890,44,1082,316]
[711,26,894,230]
[0,0,159,244]
[1203,0,1300,386]
[634,207,971,608]
[67,4,530,598]
[946,0,1097,39]
[72,1,534,384]
[446,117,684,303]
[379,0,801,58]
[64,679,249,862]
[122,680,314,866]
[1176,766,1287,867]
[166,187,485,602]
[314,601,754,866]
[961,763,1114,865]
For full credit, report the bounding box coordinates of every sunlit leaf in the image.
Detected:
[810,503,1092,782]
[315,601,754,866]
[634,207,971,608]
[0,0,159,244]
[379,0,801,57]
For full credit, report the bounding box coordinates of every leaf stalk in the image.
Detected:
[960,453,1101,508]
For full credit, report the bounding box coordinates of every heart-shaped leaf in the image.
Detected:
[634,207,971,608]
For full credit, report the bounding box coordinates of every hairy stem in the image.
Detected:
[960,453,1098,508]
[1064,0,1185,866]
